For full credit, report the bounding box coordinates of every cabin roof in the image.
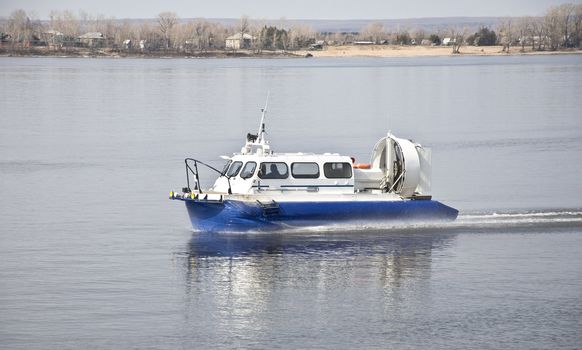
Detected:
[230,152,349,162]
[226,33,255,40]
[78,32,105,39]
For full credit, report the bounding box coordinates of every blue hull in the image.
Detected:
[184,199,458,232]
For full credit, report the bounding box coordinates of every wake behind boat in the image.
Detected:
[170,102,458,232]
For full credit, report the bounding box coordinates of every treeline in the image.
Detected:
[1,3,581,55]
[353,3,582,52]
[0,11,316,53]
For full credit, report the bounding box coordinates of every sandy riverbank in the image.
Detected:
[2,45,580,59]
[299,45,582,58]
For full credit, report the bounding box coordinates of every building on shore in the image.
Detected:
[0,33,11,48]
[225,33,255,50]
[123,39,132,50]
[442,37,456,46]
[78,32,106,48]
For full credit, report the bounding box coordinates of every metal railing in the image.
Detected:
[184,158,232,195]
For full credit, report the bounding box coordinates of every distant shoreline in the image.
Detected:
[299,45,582,58]
[1,45,581,59]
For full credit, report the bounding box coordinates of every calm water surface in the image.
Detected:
[1,55,582,349]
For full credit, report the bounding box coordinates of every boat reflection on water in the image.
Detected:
[184,226,457,259]
[182,228,458,297]
[174,226,460,345]
[176,226,458,343]
[182,227,459,289]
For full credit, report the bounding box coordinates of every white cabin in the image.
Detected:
[206,133,431,200]
[190,104,431,201]
[212,152,355,195]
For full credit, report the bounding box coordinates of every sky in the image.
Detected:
[0,0,579,20]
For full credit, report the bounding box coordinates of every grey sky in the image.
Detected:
[0,0,579,20]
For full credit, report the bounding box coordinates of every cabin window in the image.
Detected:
[323,162,352,179]
[226,161,243,177]
[258,162,289,179]
[291,162,320,179]
[221,160,232,175]
[240,161,257,179]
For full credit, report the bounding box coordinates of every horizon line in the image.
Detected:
[0,14,528,22]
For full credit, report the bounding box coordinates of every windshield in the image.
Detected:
[240,162,257,179]
[221,160,232,175]
[226,161,243,177]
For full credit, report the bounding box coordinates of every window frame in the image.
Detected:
[323,162,353,179]
[291,162,320,179]
[239,161,257,179]
[221,160,232,175]
[226,161,243,178]
[258,162,289,179]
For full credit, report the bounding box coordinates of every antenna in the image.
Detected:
[257,91,270,144]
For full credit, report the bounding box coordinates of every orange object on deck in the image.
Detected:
[353,163,371,169]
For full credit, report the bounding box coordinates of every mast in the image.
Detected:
[257,92,270,144]
[241,93,272,155]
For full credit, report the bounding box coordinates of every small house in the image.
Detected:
[309,43,324,50]
[442,37,456,46]
[78,32,105,48]
[43,30,64,48]
[0,33,11,48]
[225,33,255,50]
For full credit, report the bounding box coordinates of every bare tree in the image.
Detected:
[541,4,580,49]
[412,29,427,45]
[279,19,291,52]
[192,19,211,52]
[288,24,315,49]
[80,11,107,37]
[498,19,514,53]
[0,17,7,37]
[175,19,213,53]
[516,17,532,52]
[239,15,250,35]
[253,20,264,52]
[48,10,80,49]
[545,6,562,50]
[449,27,467,53]
[158,12,178,50]
[530,16,546,50]
[557,3,576,48]
[574,4,582,48]
[137,22,155,51]
[209,22,228,49]
[173,22,189,52]
[99,17,118,48]
[520,16,538,51]
[117,20,135,48]
[7,9,34,50]
[279,17,289,51]
[361,22,385,43]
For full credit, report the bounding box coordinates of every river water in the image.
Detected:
[1,55,581,349]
